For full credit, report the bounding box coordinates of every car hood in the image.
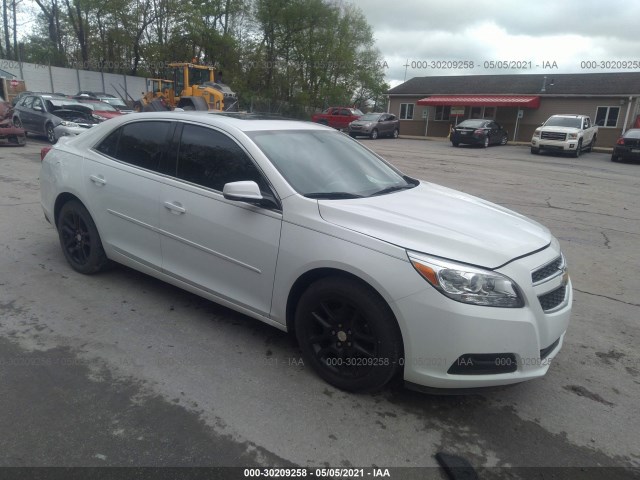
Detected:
[539,125,580,132]
[317,182,551,269]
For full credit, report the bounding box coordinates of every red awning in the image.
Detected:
[417,95,540,108]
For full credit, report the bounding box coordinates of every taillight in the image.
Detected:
[616,137,625,145]
[40,146,52,161]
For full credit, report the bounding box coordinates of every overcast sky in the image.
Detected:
[350,0,640,87]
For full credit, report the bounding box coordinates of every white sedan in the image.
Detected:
[40,112,572,392]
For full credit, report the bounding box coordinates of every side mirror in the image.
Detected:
[223,181,263,203]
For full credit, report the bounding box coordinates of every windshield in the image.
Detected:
[358,113,382,121]
[81,101,117,111]
[457,120,487,128]
[544,117,581,128]
[249,130,415,198]
[101,97,127,107]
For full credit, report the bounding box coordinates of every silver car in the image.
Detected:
[40,112,571,393]
[348,113,400,139]
[13,94,97,143]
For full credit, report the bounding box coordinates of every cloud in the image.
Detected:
[349,0,640,84]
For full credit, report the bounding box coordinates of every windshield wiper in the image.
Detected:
[304,192,363,199]
[370,184,415,197]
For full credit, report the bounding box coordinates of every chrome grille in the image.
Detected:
[539,285,567,312]
[541,131,567,141]
[532,256,563,284]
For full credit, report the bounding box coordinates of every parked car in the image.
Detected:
[451,119,508,147]
[348,113,399,139]
[40,112,571,393]
[76,92,133,113]
[531,114,597,157]
[611,128,640,163]
[13,94,97,143]
[73,98,124,120]
[311,107,363,130]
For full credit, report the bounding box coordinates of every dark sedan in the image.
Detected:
[451,119,508,147]
[611,129,640,163]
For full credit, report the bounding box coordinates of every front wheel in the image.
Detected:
[57,200,109,274]
[370,129,378,140]
[294,277,403,392]
[392,129,399,139]
[500,134,508,145]
[530,147,539,154]
[573,140,582,158]
[483,136,489,148]
[45,123,57,144]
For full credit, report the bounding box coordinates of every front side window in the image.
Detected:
[400,103,414,120]
[94,121,172,172]
[595,107,619,127]
[176,124,267,192]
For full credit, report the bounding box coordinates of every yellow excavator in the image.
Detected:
[133,62,238,112]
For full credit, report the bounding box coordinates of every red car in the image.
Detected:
[311,106,363,130]
[74,98,123,121]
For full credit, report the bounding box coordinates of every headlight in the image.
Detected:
[59,121,79,127]
[532,129,540,138]
[567,133,578,140]
[408,252,524,308]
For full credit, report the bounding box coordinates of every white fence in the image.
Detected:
[0,59,148,101]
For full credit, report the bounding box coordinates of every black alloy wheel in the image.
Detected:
[295,277,402,392]
[57,201,109,274]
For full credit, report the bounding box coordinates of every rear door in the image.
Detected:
[83,120,174,270]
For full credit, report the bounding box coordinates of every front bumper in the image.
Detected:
[393,244,571,389]
[532,138,578,152]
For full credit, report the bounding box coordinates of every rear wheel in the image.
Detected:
[295,277,402,392]
[587,135,597,152]
[611,154,619,162]
[392,129,399,139]
[500,134,508,145]
[57,200,109,274]
[531,147,539,154]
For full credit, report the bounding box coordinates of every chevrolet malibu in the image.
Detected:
[40,112,572,392]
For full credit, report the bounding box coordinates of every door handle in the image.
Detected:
[164,201,186,214]
[89,174,106,186]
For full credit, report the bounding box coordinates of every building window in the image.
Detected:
[595,106,620,127]
[400,103,414,120]
[435,106,450,121]
[483,107,496,119]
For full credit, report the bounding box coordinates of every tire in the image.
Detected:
[45,123,57,144]
[294,277,403,392]
[452,141,459,147]
[348,133,357,138]
[392,129,399,139]
[370,129,378,140]
[573,140,582,158]
[587,135,596,152]
[57,200,109,274]
[611,154,619,162]
[530,147,539,154]
[13,116,23,129]
[500,134,508,145]
[483,136,489,148]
